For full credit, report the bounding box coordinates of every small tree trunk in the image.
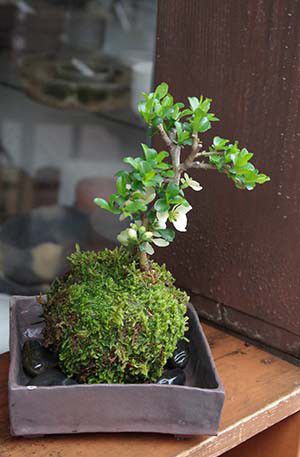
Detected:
[140,251,150,271]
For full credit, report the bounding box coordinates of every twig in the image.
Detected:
[196,151,221,157]
[181,161,215,171]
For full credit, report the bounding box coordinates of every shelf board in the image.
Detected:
[0,322,300,457]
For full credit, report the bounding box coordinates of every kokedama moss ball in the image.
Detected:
[43,247,189,384]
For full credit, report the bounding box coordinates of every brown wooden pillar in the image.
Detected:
[155,0,300,358]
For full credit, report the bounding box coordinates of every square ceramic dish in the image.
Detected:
[9,296,224,437]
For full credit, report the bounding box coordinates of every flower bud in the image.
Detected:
[127,228,138,240]
[117,231,129,246]
[143,231,153,241]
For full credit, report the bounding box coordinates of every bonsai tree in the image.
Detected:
[43,83,269,384]
[95,82,270,271]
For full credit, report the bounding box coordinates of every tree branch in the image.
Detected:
[157,123,181,184]
[181,160,215,171]
[183,133,202,170]
[196,151,221,157]
[157,123,174,151]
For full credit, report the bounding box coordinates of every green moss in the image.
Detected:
[43,247,189,384]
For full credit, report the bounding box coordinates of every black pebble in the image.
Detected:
[157,368,186,386]
[166,340,190,369]
[27,368,78,386]
[22,340,58,377]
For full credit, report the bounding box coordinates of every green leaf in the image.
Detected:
[116,175,127,196]
[94,198,110,211]
[188,96,199,111]
[141,143,157,161]
[154,199,169,212]
[213,136,229,150]
[154,82,169,100]
[157,228,175,242]
[200,97,212,113]
[156,162,171,170]
[125,200,147,214]
[256,173,270,184]
[123,157,139,170]
[152,238,169,247]
[178,108,192,119]
[156,150,169,162]
[175,121,182,136]
[198,117,211,133]
[140,242,154,255]
[166,182,180,199]
[163,170,175,178]
[162,94,173,107]
[152,116,164,128]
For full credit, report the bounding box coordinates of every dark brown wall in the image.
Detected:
[0,5,16,49]
[155,0,300,357]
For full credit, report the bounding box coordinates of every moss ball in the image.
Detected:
[43,247,189,384]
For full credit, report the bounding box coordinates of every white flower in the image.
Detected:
[181,173,203,191]
[170,204,192,232]
[156,211,168,229]
[156,205,192,232]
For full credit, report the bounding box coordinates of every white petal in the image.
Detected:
[176,204,192,216]
[152,238,169,247]
[172,213,188,232]
[156,211,168,229]
[190,181,203,191]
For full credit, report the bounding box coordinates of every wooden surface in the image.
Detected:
[155,0,300,357]
[224,412,300,457]
[1,324,300,457]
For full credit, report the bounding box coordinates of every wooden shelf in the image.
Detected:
[1,323,300,457]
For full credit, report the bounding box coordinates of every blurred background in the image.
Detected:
[0,0,157,351]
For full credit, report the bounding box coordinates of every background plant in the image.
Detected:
[95,83,270,270]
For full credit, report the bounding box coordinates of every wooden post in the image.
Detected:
[155,0,300,358]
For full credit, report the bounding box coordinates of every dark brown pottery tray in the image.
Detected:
[9,296,224,437]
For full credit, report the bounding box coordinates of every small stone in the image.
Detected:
[166,340,190,369]
[157,368,186,386]
[22,340,58,377]
[27,368,77,387]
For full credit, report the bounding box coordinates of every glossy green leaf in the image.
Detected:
[154,199,169,212]
[155,82,169,100]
